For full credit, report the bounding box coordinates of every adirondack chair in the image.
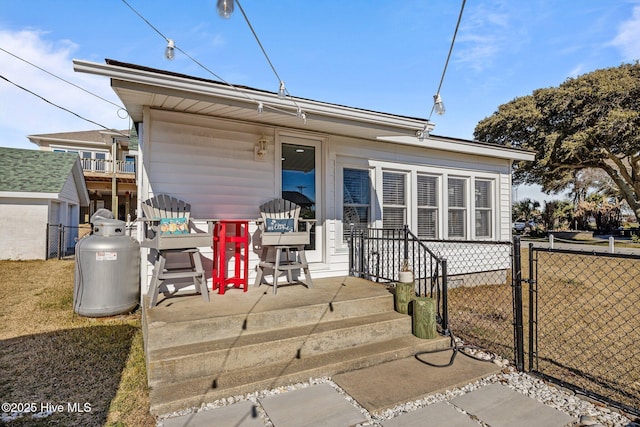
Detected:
[140,194,212,308]
[254,198,314,294]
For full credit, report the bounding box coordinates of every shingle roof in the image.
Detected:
[0,147,79,193]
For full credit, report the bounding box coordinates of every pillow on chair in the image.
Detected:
[159,217,189,234]
[265,218,295,233]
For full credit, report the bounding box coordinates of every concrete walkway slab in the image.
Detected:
[382,402,479,427]
[450,383,576,427]
[258,383,367,427]
[161,401,264,427]
[333,352,501,413]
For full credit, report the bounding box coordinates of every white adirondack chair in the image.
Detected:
[254,198,314,294]
[140,194,212,307]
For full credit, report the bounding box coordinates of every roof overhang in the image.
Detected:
[73,59,536,162]
[71,158,90,207]
[376,135,536,161]
[73,59,428,142]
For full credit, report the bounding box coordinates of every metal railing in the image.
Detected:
[46,222,136,259]
[80,158,135,174]
[527,244,640,415]
[349,225,450,333]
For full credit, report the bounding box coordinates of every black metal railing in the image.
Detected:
[528,244,640,416]
[349,225,449,333]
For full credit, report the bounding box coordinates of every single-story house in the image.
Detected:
[0,147,89,260]
[73,59,534,295]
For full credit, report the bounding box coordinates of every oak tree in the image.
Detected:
[474,62,640,222]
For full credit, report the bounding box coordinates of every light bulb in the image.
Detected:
[433,93,445,115]
[217,0,234,18]
[165,39,175,60]
[278,81,286,99]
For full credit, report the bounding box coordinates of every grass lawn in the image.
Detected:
[448,247,640,412]
[0,259,155,427]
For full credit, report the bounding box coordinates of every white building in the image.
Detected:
[73,59,534,295]
[0,147,89,260]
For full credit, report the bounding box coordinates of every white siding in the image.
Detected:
[0,199,49,260]
[59,173,81,205]
[138,109,516,294]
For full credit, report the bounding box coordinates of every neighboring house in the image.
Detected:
[0,147,89,260]
[73,59,535,294]
[28,129,138,222]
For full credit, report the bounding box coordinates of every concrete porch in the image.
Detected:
[142,276,450,415]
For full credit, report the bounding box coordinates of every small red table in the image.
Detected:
[212,220,250,294]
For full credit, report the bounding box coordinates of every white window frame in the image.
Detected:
[342,167,372,240]
[447,176,468,240]
[416,173,440,239]
[382,170,408,230]
[474,178,494,239]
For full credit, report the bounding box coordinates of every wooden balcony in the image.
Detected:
[81,158,136,183]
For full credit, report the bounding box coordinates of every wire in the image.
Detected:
[235,0,302,112]
[235,1,282,86]
[414,328,500,368]
[429,0,466,120]
[120,0,169,43]
[119,0,303,119]
[0,73,129,137]
[0,47,127,112]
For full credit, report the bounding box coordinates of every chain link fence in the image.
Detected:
[529,246,640,415]
[424,239,515,362]
[47,224,92,259]
[46,223,136,259]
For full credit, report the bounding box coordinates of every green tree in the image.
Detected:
[474,62,640,222]
[542,200,574,231]
[512,198,540,221]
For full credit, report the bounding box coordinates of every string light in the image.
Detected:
[217,0,234,18]
[433,94,445,115]
[120,0,307,125]
[429,0,466,121]
[164,39,175,60]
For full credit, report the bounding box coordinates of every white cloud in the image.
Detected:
[0,28,129,149]
[454,1,524,72]
[611,5,640,61]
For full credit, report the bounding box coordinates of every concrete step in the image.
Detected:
[145,293,395,351]
[149,333,451,415]
[147,311,411,386]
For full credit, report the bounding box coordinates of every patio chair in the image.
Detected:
[140,194,212,308]
[254,198,314,294]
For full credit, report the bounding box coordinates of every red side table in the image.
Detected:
[212,220,249,294]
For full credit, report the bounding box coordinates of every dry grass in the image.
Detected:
[0,260,155,427]
[448,248,640,412]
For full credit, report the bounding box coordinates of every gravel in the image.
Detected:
[157,362,639,427]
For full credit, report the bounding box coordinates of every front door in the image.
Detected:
[280,136,322,262]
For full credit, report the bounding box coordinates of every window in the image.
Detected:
[448,177,466,238]
[475,179,492,238]
[343,168,370,238]
[383,172,406,229]
[417,174,438,239]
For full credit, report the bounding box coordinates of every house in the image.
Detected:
[0,147,89,260]
[28,129,138,222]
[72,59,535,294]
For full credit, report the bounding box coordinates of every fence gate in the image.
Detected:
[528,246,640,416]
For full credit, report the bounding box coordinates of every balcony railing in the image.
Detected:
[81,158,135,174]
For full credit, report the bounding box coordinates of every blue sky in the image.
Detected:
[1,0,639,203]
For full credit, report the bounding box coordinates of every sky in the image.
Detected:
[1,0,640,204]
